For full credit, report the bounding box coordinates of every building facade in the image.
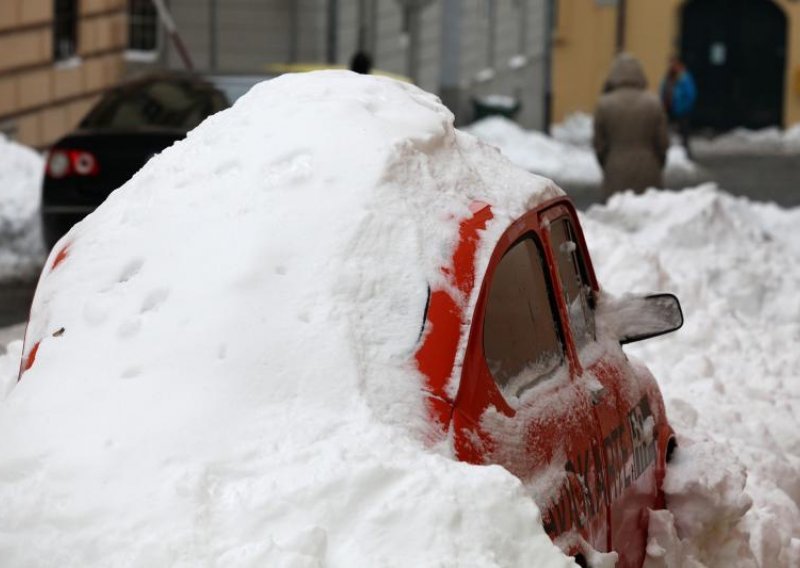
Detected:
[0,0,550,149]
[154,0,549,128]
[0,0,128,148]
[553,0,800,130]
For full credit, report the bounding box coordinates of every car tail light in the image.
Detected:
[46,149,100,178]
[73,151,98,175]
[46,150,71,178]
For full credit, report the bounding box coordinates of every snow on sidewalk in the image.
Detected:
[692,125,800,155]
[583,185,800,567]
[0,134,45,281]
[465,114,699,188]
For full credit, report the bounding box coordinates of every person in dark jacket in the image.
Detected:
[349,51,373,74]
[660,56,697,158]
[593,53,669,197]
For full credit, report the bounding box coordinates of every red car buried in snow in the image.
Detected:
[22,195,680,567]
[413,197,682,567]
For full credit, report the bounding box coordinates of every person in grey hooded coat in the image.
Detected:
[593,53,669,197]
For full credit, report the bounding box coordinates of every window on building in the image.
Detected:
[483,236,564,395]
[53,0,78,61]
[128,0,159,52]
[548,217,596,350]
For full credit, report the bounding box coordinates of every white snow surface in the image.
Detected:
[0,72,573,567]
[1,73,798,567]
[465,114,699,187]
[583,185,800,567]
[551,110,800,156]
[693,124,800,155]
[0,134,45,281]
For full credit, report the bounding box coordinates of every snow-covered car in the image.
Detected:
[413,196,683,567]
[41,73,230,250]
[7,72,681,567]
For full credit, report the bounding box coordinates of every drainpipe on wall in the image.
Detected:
[289,1,300,63]
[327,0,338,64]
[439,0,462,120]
[396,0,434,84]
[151,0,195,71]
[543,0,554,134]
[209,0,218,70]
[358,0,369,52]
[615,0,627,53]
[406,6,421,82]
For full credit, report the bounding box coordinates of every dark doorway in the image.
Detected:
[681,0,786,131]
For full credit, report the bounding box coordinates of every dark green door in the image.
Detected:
[681,0,786,130]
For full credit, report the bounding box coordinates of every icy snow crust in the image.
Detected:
[0,72,572,566]
[584,186,800,567]
[465,114,699,188]
[0,134,45,281]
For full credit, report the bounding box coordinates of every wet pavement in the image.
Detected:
[562,151,800,209]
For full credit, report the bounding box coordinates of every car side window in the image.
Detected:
[548,217,596,350]
[483,236,564,395]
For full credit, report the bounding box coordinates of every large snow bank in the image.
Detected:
[583,186,800,567]
[465,115,699,188]
[693,124,800,155]
[0,134,45,281]
[0,72,573,567]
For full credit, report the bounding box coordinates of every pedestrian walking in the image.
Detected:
[593,53,669,197]
[660,56,697,158]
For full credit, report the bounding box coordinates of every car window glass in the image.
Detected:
[81,79,228,130]
[548,217,596,349]
[483,236,564,395]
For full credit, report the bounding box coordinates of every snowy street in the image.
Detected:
[0,78,799,567]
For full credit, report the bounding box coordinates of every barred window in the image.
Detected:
[54,0,78,61]
[128,0,159,52]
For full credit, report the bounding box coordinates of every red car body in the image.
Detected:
[415,196,678,567]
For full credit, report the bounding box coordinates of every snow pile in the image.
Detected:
[0,72,573,567]
[465,115,700,188]
[553,111,800,156]
[693,124,800,155]
[466,115,601,185]
[583,185,800,567]
[0,134,45,281]
[551,112,594,147]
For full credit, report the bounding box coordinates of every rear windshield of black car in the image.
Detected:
[81,78,229,131]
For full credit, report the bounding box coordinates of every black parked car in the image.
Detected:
[41,73,230,250]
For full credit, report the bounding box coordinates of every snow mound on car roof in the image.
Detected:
[0,72,570,566]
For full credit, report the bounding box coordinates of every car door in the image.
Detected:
[452,209,610,556]
[541,203,660,568]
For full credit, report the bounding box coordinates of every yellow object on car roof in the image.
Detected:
[263,63,412,83]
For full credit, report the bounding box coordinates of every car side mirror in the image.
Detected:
[618,293,683,344]
[608,293,684,344]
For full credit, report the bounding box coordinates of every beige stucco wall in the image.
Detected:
[774,0,800,126]
[0,0,126,148]
[553,0,800,128]
[552,0,617,124]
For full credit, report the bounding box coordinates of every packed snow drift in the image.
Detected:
[0,72,573,567]
[583,186,800,567]
[1,73,798,568]
[465,114,700,189]
[692,124,800,155]
[0,134,45,281]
